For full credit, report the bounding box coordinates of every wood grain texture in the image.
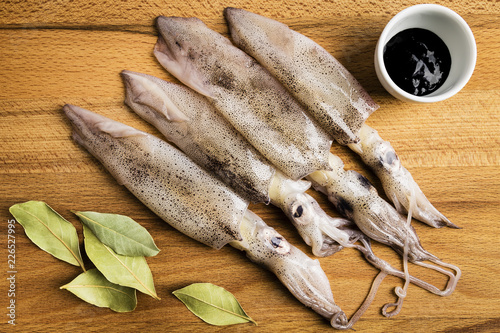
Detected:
[1,0,499,332]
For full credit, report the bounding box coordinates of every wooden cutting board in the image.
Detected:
[1,0,499,332]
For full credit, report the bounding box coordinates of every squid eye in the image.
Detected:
[268,235,290,255]
[356,173,374,190]
[334,196,353,218]
[377,145,400,169]
[385,150,398,165]
[293,205,303,218]
[260,227,291,254]
[271,236,282,248]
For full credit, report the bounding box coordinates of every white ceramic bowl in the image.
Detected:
[374,4,476,103]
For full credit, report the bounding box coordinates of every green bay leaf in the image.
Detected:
[83,225,159,300]
[173,283,256,326]
[74,211,159,257]
[9,201,85,270]
[61,268,137,312]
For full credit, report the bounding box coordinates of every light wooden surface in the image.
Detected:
[1,0,499,332]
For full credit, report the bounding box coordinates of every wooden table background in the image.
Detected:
[1,0,499,332]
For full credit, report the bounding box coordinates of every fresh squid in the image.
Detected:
[63,104,350,329]
[224,7,456,229]
[152,14,461,314]
[120,70,459,303]
[348,125,458,228]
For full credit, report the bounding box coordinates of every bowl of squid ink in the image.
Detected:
[374,4,476,103]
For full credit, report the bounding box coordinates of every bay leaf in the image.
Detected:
[9,201,85,270]
[61,268,137,312]
[173,283,256,326]
[74,210,159,257]
[83,225,159,300]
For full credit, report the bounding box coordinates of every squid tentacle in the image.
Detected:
[307,153,461,300]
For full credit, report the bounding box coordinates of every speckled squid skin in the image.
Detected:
[63,104,247,250]
[64,105,350,328]
[308,154,437,262]
[154,16,333,181]
[231,210,348,329]
[350,125,458,228]
[122,70,354,257]
[224,7,378,146]
[121,70,275,204]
